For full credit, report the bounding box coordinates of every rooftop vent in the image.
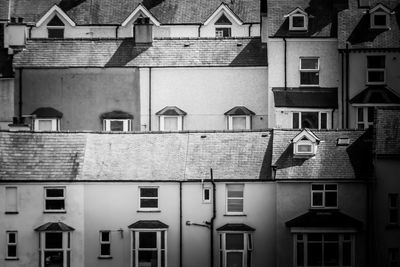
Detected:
[337,137,350,146]
[184,43,190,47]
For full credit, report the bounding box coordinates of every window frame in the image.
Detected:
[292,111,330,130]
[219,232,253,267]
[5,186,18,214]
[289,14,308,31]
[215,27,232,38]
[311,184,338,209]
[294,139,316,156]
[44,187,66,213]
[47,27,65,38]
[39,231,71,267]
[366,55,386,85]
[203,186,212,204]
[130,229,167,267]
[370,12,389,29]
[227,115,252,130]
[389,194,399,225]
[299,57,320,86]
[138,186,159,211]
[103,119,132,132]
[33,118,60,131]
[226,184,245,215]
[356,106,374,130]
[159,115,183,131]
[99,231,112,258]
[6,231,18,260]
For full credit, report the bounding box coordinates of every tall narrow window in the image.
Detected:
[219,232,253,267]
[47,15,65,38]
[6,231,18,259]
[131,230,167,267]
[300,58,319,86]
[203,187,211,204]
[44,187,66,212]
[367,55,385,84]
[226,184,244,214]
[389,194,399,225]
[99,231,111,258]
[311,184,338,208]
[292,111,329,129]
[139,187,159,210]
[357,107,374,130]
[5,187,18,214]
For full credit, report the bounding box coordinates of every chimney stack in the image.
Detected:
[134,17,153,44]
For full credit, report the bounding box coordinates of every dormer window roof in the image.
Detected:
[292,129,320,158]
[284,7,308,31]
[369,3,393,29]
[121,3,160,27]
[204,3,243,26]
[215,14,232,25]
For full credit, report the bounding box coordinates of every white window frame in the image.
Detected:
[227,115,251,130]
[292,110,330,129]
[289,14,308,31]
[103,119,132,132]
[159,115,183,131]
[366,55,386,85]
[389,194,399,225]
[99,231,111,258]
[294,139,316,156]
[44,187,66,213]
[219,232,253,267]
[356,106,374,130]
[226,184,244,215]
[203,186,212,204]
[215,27,232,37]
[47,26,65,38]
[6,231,18,259]
[294,233,354,267]
[39,231,71,267]
[33,118,60,131]
[299,57,319,86]
[370,12,389,29]
[311,184,338,209]
[138,187,159,211]
[5,186,18,213]
[130,229,167,267]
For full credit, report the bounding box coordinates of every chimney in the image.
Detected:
[134,17,152,44]
[8,117,31,132]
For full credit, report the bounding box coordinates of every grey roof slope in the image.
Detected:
[375,107,400,156]
[338,0,400,49]
[13,38,267,68]
[0,0,9,20]
[9,0,260,25]
[272,129,370,179]
[0,131,272,181]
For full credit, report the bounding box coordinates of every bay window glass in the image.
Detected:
[132,230,167,267]
[219,233,252,267]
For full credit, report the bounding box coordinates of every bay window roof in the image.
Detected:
[128,220,169,229]
[34,222,75,232]
[286,210,363,228]
[217,223,255,232]
[31,107,63,118]
[100,110,134,119]
[349,86,400,104]
[224,106,255,116]
[156,106,187,116]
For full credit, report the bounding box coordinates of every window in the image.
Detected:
[103,119,132,132]
[295,233,353,267]
[39,231,71,267]
[290,14,307,31]
[227,116,251,130]
[203,186,211,204]
[6,231,18,259]
[159,116,183,131]
[47,15,65,38]
[356,107,374,130]
[219,233,252,267]
[371,12,389,28]
[139,187,159,210]
[34,118,60,131]
[99,231,111,258]
[216,27,231,37]
[131,230,167,267]
[292,111,328,129]
[367,55,385,84]
[311,184,338,208]
[389,248,400,267]
[300,58,319,86]
[5,187,18,214]
[44,187,65,212]
[389,194,399,225]
[226,184,244,214]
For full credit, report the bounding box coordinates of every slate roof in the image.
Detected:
[272,129,371,180]
[31,107,64,118]
[13,38,268,68]
[35,222,75,231]
[285,210,363,228]
[266,0,348,38]
[375,107,400,156]
[273,87,338,108]
[0,0,9,20]
[9,0,260,25]
[0,131,272,181]
[338,0,400,49]
[349,86,400,104]
[100,110,134,119]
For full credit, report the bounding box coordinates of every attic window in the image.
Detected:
[289,13,308,31]
[100,110,134,132]
[337,138,350,146]
[47,15,65,38]
[292,129,320,158]
[370,4,391,29]
[224,106,255,130]
[156,106,187,131]
[31,107,63,131]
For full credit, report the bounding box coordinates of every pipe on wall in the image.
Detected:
[345,43,350,128]
[283,37,287,90]
[115,25,120,38]
[148,67,152,131]
[18,68,23,121]
[179,181,183,267]
[341,51,345,128]
[210,168,216,267]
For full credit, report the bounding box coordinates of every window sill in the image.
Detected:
[137,209,161,213]
[98,256,113,259]
[5,211,19,214]
[5,257,19,261]
[224,213,247,217]
[44,210,67,214]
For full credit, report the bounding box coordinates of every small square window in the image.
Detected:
[216,28,231,37]
[159,116,183,131]
[34,118,60,131]
[139,187,159,210]
[226,184,244,214]
[44,187,65,212]
[289,14,308,31]
[203,187,212,203]
[103,119,132,132]
[311,184,338,208]
[227,116,251,130]
[371,13,389,29]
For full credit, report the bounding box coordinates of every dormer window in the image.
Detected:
[47,15,65,38]
[156,106,187,131]
[100,110,134,132]
[370,4,392,29]
[215,13,232,37]
[224,106,255,130]
[286,8,308,31]
[31,107,63,131]
[292,129,320,158]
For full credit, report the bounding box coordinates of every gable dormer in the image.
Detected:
[369,3,393,29]
[204,3,243,38]
[292,129,320,158]
[121,4,160,27]
[36,5,75,28]
[284,7,308,31]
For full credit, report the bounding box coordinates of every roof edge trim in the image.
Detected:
[204,3,243,26]
[121,3,160,27]
[36,5,76,27]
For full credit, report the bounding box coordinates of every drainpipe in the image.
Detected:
[345,43,350,128]
[18,68,23,122]
[179,181,183,267]
[115,25,120,38]
[341,51,344,128]
[28,25,33,39]
[148,67,152,131]
[248,24,252,36]
[331,108,335,129]
[210,168,216,267]
[198,25,202,37]
[283,37,287,90]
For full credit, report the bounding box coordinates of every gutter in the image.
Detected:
[248,23,252,37]
[283,37,287,90]
[28,25,33,39]
[198,25,202,37]
[210,168,216,267]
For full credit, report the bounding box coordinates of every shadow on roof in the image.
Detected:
[274,143,308,170]
[105,39,150,67]
[259,134,273,180]
[59,0,87,12]
[229,38,267,66]
[346,127,373,179]
[347,14,388,45]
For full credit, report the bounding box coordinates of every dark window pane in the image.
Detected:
[301,59,318,69]
[67,251,70,267]
[301,112,319,129]
[343,242,352,266]
[293,113,300,129]
[101,232,109,242]
[292,16,305,28]
[226,234,244,250]
[48,16,65,26]
[312,192,323,206]
[46,200,65,210]
[390,194,398,207]
[44,251,63,267]
[312,184,324,190]
[216,28,231,37]
[46,189,64,197]
[325,192,337,207]
[321,113,327,129]
[324,233,339,241]
[367,107,374,123]
[48,28,64,38]
[297,234,304,241]
[7,245,17,257]
[308,243,323,266]
[204,189,210,200]
[161,231,165,249]
[300,72,319,85]
[368,71,385,82]
[247,250,252,267]
[367,56,385,68]
[308,233,322,241]
[374,14,387,26]
[110,121,124,131]
[139,232,157,249]
[390,210,398,223]
[140,199,158,208]
[141,188,158,197]
[357,108,364,122]
[8,233,16,243]
[138,251,158,267]
[227,252,243,267]
[161,250,165,267]
[227,199,243,212]
[45,233,63,249]
[324,243,339,266]
[101,244,110,256]
[325,184,337,190]
[297,242,304,266]
[357,123,365,130]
